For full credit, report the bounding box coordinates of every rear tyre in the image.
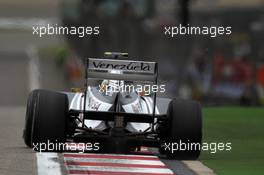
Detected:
[23,90,38,147]
[159,98,202,160]
[30,89,69,151]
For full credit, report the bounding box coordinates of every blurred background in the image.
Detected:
[0,0,264,106]
[0,1,264,175]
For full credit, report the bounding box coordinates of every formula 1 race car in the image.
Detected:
[23,52,202,160]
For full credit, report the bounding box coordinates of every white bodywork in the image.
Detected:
[69,86,159,132]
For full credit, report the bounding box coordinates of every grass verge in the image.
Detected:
[200,107,264,175]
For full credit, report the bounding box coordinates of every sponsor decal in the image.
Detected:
[88,97,101,111]
[92,61,151,72]
[89,58,156,73]
[132,103,142,113]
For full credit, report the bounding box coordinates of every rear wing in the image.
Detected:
[86,58,158,82]
[81,55,159,130]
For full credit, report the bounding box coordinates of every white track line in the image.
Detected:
[64,153,164,166]
[64,157,165,166]
[0,17,56,30]
[27,45,40,91]
[36,153,62,175]
[66,165,173,174]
